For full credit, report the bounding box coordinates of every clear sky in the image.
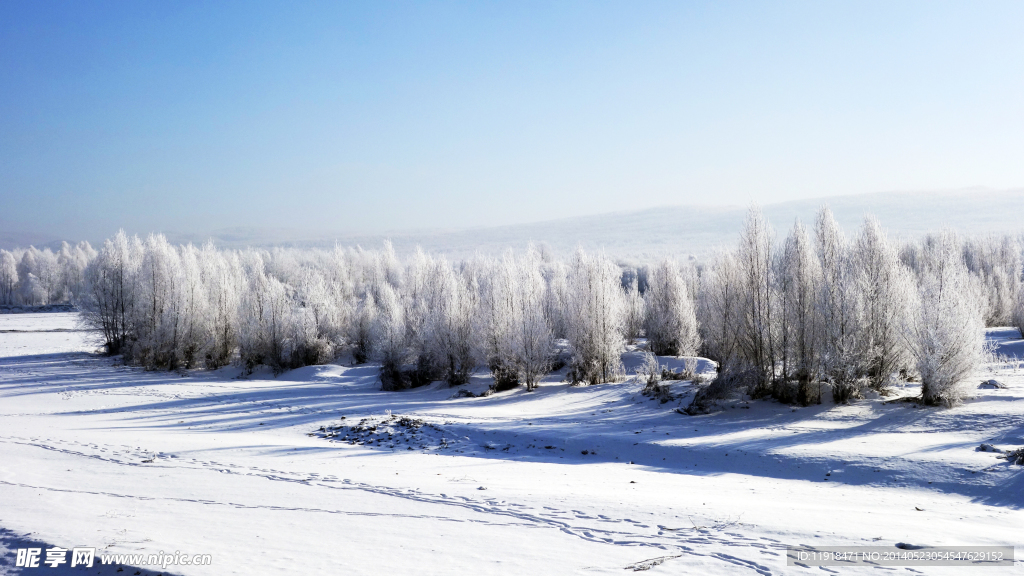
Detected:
[2,1,1023,241]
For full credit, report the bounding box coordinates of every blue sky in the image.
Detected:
[2,1,1023,241]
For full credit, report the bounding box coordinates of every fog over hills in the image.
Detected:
[5,188,1023,261]
[189,188,1024,262]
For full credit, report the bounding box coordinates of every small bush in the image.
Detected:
[490,360,520,392]
[831,377,867,405]
[684,369,757,415]
[1005,447,1024,465]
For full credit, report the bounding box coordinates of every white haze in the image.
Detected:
[4,189,1024,260]
[180,189,1024,260]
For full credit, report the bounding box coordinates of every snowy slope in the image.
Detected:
[1,314,1022,575]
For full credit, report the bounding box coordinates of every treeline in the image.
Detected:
[695,209,1005,408]
[0,243,96,306]
[8,205,1022,407]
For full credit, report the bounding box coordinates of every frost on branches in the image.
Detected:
[1,203,1004,409]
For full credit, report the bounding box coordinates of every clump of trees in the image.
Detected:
[0,242,96,306]
[6,204,1017,409]
[695,206,997,407]
[73,234,643,390]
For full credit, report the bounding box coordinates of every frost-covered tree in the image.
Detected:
[963,235,1022,327]
[57,241,95,303]
[16,249,43,305]
[0,250,18,305]
[622,273,645,344]
[371,281,410,390]
[814,208,863,403]
[53,209,1000,391]
[176,243,210,368]
[777,219,821,404]
[421,258,477,386]
[201,244,241,368]
[131,234,184,368]
[351,293,377,364]
[478,250,554,391]
[513,249,554,389]
[737,207,780,394]
[542,260,569,340]
[853,216,912,391]
[643,259,700,357]
[82,231,141,355]
[478,254,521,389]
[564,249,625,385]
[697,251,744,371]
[237,251,288,372]
[903,230,985,407]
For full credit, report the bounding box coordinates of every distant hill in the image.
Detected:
[190,188,1024,262]
[5,188,1024,261]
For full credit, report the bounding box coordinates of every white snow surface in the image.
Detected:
[1,314,1021,575]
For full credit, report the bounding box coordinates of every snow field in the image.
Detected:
[0,314,1021,575]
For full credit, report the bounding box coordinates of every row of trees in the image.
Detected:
[75,231,695,391]
[8,207,1020,407]
[0,243,96,306]
[696,208,990,406]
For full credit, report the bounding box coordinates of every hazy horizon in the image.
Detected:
[5,188,1023,262]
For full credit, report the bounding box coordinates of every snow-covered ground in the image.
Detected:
[1,313,1021,575]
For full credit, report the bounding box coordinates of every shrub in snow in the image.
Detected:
[643,259,700,357]
[684,368,758,415]
[636,351,661,387]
